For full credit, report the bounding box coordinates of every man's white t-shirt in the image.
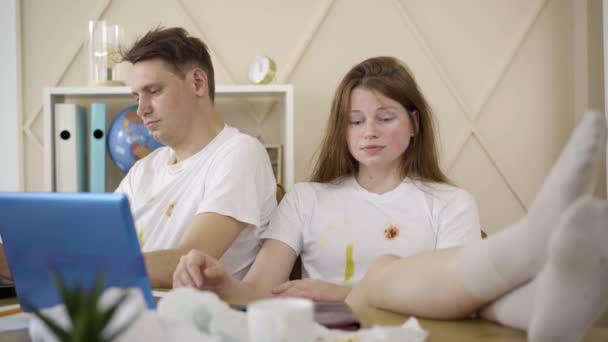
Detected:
[262,176,480,285]
[116,125,277,279]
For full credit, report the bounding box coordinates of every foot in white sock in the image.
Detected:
[522,111,605,271]
[460,111,606,300]
[528,197,608,342]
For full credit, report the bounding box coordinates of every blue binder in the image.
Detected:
[89,103,107,192]
[0,192,155,311]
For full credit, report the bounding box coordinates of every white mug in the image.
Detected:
[248,297,315,342]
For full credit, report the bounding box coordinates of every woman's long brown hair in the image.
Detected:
[311,56,449,184]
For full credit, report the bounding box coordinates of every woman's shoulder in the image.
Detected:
[411,180,475,204]
[407,181,477,220]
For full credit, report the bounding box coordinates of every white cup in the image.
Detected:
[248,297,315,342]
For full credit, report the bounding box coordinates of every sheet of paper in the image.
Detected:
[0,304,29,332]
[152,290,167,298]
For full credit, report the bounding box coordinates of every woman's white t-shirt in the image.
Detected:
[261,176,480,285]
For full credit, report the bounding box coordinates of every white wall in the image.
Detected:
[0,0,22,191]
[604,0,608,195]
[577,0,606,198]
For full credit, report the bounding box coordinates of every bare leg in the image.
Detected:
[346,249,483,319]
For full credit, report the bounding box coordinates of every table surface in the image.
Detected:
[1,296,608,341]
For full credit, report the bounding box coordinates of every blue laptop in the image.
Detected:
[0,192,155,311]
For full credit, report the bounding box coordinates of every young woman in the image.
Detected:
[173,56,481,300]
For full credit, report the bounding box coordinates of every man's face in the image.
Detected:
[131,59,197,146]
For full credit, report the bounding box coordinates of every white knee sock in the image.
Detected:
[528,197,608,342]
[459,111,605,300]
[480,281,535,330]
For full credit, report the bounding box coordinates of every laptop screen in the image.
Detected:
[0,192,155,311]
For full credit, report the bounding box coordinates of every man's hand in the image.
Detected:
[271,279,351,301]
[173,250,230,292]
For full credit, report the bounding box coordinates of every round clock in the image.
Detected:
[248,56,276,84]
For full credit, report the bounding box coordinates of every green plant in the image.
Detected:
[23,271,134,342]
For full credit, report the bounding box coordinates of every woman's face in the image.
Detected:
[346,87,416,175]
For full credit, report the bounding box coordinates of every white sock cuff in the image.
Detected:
[458,239,513,301]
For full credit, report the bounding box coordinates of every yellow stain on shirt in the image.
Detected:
[344,243,354,282]
[137,226,145,246]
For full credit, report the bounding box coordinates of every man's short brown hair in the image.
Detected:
[122,26,215,101]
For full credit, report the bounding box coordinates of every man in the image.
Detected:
[115,26,277,288]
[0,27,276,289]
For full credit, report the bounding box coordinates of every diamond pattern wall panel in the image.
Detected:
[400,0,546,119]
[476,0,574,207]
[180,0,331,84]
[450,135,526,234]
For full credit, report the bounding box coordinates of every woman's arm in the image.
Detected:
[271,278,352,301]
[173,239,298,301]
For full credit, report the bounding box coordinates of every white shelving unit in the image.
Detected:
[43,84,294,191]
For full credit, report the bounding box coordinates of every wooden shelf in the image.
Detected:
[43,84,294,191]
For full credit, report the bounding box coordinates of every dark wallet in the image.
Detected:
[314,300,361,331]
[230,300,361,331]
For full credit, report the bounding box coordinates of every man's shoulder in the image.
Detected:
[216,129,267,158]
[223,128,263,146]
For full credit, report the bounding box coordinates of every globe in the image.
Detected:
[107,105,163,173]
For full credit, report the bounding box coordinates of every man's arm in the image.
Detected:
[144,212,246,288]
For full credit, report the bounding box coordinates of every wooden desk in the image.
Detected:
[351,304,526,341]
[2,296,608,341]
[349,304,608,342]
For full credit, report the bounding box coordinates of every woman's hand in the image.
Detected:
[271,279,351,301]
[173,250,228,292]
